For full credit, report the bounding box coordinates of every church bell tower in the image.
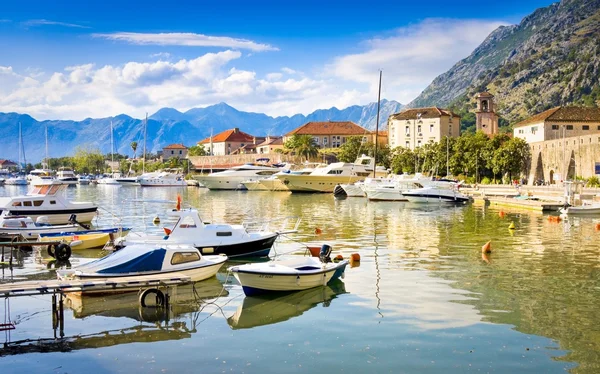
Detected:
[475,92,499,136]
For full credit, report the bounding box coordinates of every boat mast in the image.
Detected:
[373,70,382,178]
[45,124,49,170]
[446,136,449,177]
[17,122,22,172]
[142,113,147,174]
[110,120,114,173]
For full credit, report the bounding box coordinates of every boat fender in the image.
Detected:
[55,244,72,261]
[139,288,166,308]
[70,240,83,249]
[296,275,301,286]
[323,273,327,286]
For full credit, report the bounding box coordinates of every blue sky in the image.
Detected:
[0,0,555,120]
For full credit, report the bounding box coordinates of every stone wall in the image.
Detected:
[188,153,300,171]
[527,134,600,184]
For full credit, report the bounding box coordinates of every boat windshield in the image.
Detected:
[29,184,63,196]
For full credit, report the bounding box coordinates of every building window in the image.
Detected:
[323,137,328,145]
[405,126,410,135]
[171,150,174,154]
[430,124,434,133]
[566,125,573,130]
[552,125,559,130]
[583,125,590,130]
[417,140,421,147]
[179,150,182,154]
[342,137,346,143]
[405,141,410,148]
[417,125,422,133]
[313,137,319,145]
[362,136,367,143]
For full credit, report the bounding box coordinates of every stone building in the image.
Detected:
[475,92,499,135]
[513,107,600,183]
[161,144,188,161]
[388,107,460,150]
[284,121,371,148]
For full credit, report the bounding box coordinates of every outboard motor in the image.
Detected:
[68,214,91,230]
[319,244,332,263]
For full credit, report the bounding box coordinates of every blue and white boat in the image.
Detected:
[57,243,227,280]
[229,245,348,296]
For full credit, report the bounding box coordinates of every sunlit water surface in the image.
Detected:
[1,184,599,373]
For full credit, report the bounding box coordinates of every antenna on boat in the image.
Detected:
[373,70,382,178]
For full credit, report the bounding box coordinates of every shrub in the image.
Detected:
[587,176,600,187]
[481,177,492,185]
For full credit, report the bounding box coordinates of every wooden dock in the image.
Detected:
[472,196,564,212]
[0,273,192,297]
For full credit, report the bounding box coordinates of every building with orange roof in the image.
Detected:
[388,107,461,150]
[283,121,371,148]
[513,106,600,143]
[198,128,262,155]
[256,136,284,154]
[161,143,189,161]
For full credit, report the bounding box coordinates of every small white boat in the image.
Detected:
[116,207,296,258]
[57,243,227,281]
[0,211,81,240]
[560,203,600,215]
[139,172,187,187]
[57,167,78,185]
[229,245,348,296]
[5,176,28,185]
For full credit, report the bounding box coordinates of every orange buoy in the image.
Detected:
[498,211,506,218]
[481,252,490,264]
[314,227,322,235]
[595,223,600,231]
[335,254,344,260]
[350,253,361,262]
[163,227,172,235]
[481,241,491,253]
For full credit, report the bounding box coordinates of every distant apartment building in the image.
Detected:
[198,128,260,156]
[513,106,600,143]
[388,107,461,150]
[256,136,284,154]
[161,143,188,161]
[283,121,371,148]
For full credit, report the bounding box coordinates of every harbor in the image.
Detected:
[1,184,600,372]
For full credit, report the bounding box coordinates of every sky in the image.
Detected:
[0,0,556,121]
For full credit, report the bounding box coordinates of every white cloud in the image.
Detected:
[328,18,506,104]
[281,67,298,75]
[0,51,362,120]
[23,19,90,29]
[150,52,172,59]
[93,32,278,52]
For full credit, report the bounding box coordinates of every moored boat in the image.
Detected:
[229,245,348,296]
[57,243,228,281]
[39,226,131,249]
[0,211,82,240]
[401,185,471,204]
[195,162,283,190]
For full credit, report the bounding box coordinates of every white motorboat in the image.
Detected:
[115,207,297,258]
[560,203,600,215]
[0,181,98,224]
[275,155,385,193]
[139,172,187,187]
[96,175,121,185]
[241,164,316,192]
[57,167,78,185]
[334,176,397,198]
[364,175,460,202]
[0,211,82,240]
[57,243,227,281]
[115,175,140,186]
[229,245,348,296]
[195,162,283,190]
[4,175,28,185]
[401,185,471,204]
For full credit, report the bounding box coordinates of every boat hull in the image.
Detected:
[258,178,290,191]
[402,193,470,203]
[276,175,365,193]
[561,205,600,215]
[366,188,408,201]
[231,260,348,296]
[0,224,81,240]
[3,208,97,225]
[336,183,365,197]
[195,175,256,190]
[197,234,277,258]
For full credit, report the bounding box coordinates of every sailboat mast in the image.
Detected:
[18,122,22,172]
[45,124,49,169]
[142,113,147,174]
[373,70,382,178]
[110,120,114,172]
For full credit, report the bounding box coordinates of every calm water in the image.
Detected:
[1,184,599,373]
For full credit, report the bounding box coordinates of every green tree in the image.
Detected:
[390,147,416,174]
[130,141,138,158]
[337,136,365,163]
[284,135,318,161]
[188,145,207,156]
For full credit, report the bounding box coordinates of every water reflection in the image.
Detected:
[228,279,346,330]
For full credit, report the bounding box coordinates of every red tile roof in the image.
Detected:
[513,107,600,128]
[390,107,461,120]
[257,137,283,147]
[199,128,255,144]
[163,143,187,150]
[0,159,17,167]
[285,121,370,136]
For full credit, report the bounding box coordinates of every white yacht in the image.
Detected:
[115,175,140,186]
[139,172,187,187]
[195,163,282,190]
[57,167,78,185]
[364,174,459,201]
[96,173,121,185]
[242,164,315,191]
[0,181,98,224]
[334,175,395,198]
[275,155,384,193]
[28,169,55,184]
[401,184,470,204]
[4,175,28,185]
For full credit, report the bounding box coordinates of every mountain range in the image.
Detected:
[409,0,600,124]
[0,100,402,162]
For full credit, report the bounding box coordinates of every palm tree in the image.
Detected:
[294,135,319,161]
[130,141,138,159]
